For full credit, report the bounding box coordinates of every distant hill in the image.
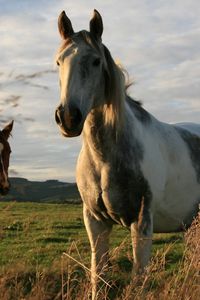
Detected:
[0,177,81,204]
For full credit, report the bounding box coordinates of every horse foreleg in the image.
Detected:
[131,205,153,274]
[83,204,112,299]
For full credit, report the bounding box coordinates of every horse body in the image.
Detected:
[55,10,200,299]
[77,98,200,234]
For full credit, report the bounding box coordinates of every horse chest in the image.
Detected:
[77,154,152,227]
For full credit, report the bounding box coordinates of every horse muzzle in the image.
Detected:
[55,104,83,137]
[0,184,10,195]
[0,188,9,195]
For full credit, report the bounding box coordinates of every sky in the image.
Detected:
[0,0,200,182]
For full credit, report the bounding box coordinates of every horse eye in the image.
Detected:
[56,61,60,66]
[92,58,101,67]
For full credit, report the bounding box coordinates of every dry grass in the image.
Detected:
[60,212,200,300]
[0,212,199,300]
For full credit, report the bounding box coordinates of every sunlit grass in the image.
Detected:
[0,202,198,299]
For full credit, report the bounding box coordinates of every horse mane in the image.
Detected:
[103,45,126,130]
[103,46,149,128]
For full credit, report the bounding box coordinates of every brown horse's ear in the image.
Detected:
[2,120,14,140]
[90,9,103,40]
[58,11,74,40]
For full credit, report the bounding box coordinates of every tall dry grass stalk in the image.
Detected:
[60,212,200,300]
[116,211,200,300]
[164,210,200,300]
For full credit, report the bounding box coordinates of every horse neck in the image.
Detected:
[82,102,144,161]
[83,108,115,148]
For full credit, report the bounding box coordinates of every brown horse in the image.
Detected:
[0,121,13,195]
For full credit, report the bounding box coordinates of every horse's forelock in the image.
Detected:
[56,30,101,61]
[79,31,105,59]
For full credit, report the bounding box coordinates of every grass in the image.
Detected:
[0,202,86,268]
[0,201,199,299]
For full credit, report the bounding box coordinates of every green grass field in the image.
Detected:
[0,201,198,299]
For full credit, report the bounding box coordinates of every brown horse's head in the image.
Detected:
[0,121,13,195]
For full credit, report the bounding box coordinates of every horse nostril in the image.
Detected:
[55,108,62,125]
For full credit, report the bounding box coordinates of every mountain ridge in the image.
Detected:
[1,177,81,203]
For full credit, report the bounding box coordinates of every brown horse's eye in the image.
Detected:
[56,61,60,66]
[92,58,100,67]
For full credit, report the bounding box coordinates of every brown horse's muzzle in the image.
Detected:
[0,182,10,195]
[55,104,83,137]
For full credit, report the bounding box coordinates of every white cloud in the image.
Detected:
[0,0,200,181]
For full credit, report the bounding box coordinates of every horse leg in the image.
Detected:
[83,204,113,299]
[131,203,153,274]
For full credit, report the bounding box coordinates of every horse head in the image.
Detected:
[55,10,105,137]
[0,121,13,195]
[55,10,124,137]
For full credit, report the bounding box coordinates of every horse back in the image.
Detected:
[174,122,200,137]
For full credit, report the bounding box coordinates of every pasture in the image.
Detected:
[0,201,199,299]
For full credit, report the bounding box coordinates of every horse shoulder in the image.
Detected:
[76,144,104,215]
[77,146,97,186]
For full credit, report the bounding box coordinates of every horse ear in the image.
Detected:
[90,9,103,40]
[2,120,14,140]
[58,11,74,40]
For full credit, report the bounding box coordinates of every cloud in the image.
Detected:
[0,0,200,182]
